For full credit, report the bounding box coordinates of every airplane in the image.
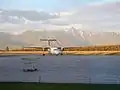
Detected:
[47,47,63,55]
[40,38,63,56]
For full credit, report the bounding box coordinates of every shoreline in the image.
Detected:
[0,51,120,56]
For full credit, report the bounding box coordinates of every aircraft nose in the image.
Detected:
[54,51,59,54]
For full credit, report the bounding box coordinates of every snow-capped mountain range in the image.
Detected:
[0,27,120,49]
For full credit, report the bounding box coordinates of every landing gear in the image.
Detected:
[55,53,63,56]
[56,54,59,56]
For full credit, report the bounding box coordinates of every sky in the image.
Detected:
[0,0,119,11]
[0,0,120,33]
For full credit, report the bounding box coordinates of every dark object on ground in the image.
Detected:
[42,54,45,56]
[23,68,38,72]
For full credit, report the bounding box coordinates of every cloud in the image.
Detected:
[0,1,120,33]
[0,10,60,22]
[88,0,120,6]
[48,1,120,31]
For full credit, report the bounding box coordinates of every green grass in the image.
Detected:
[0,83,120,90]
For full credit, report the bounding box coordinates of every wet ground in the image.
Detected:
[0,55,120,84]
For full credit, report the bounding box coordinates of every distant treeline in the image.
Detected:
[7,45,120,51]
[64,45,120,51]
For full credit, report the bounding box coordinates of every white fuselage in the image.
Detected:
[48,47,62,55]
